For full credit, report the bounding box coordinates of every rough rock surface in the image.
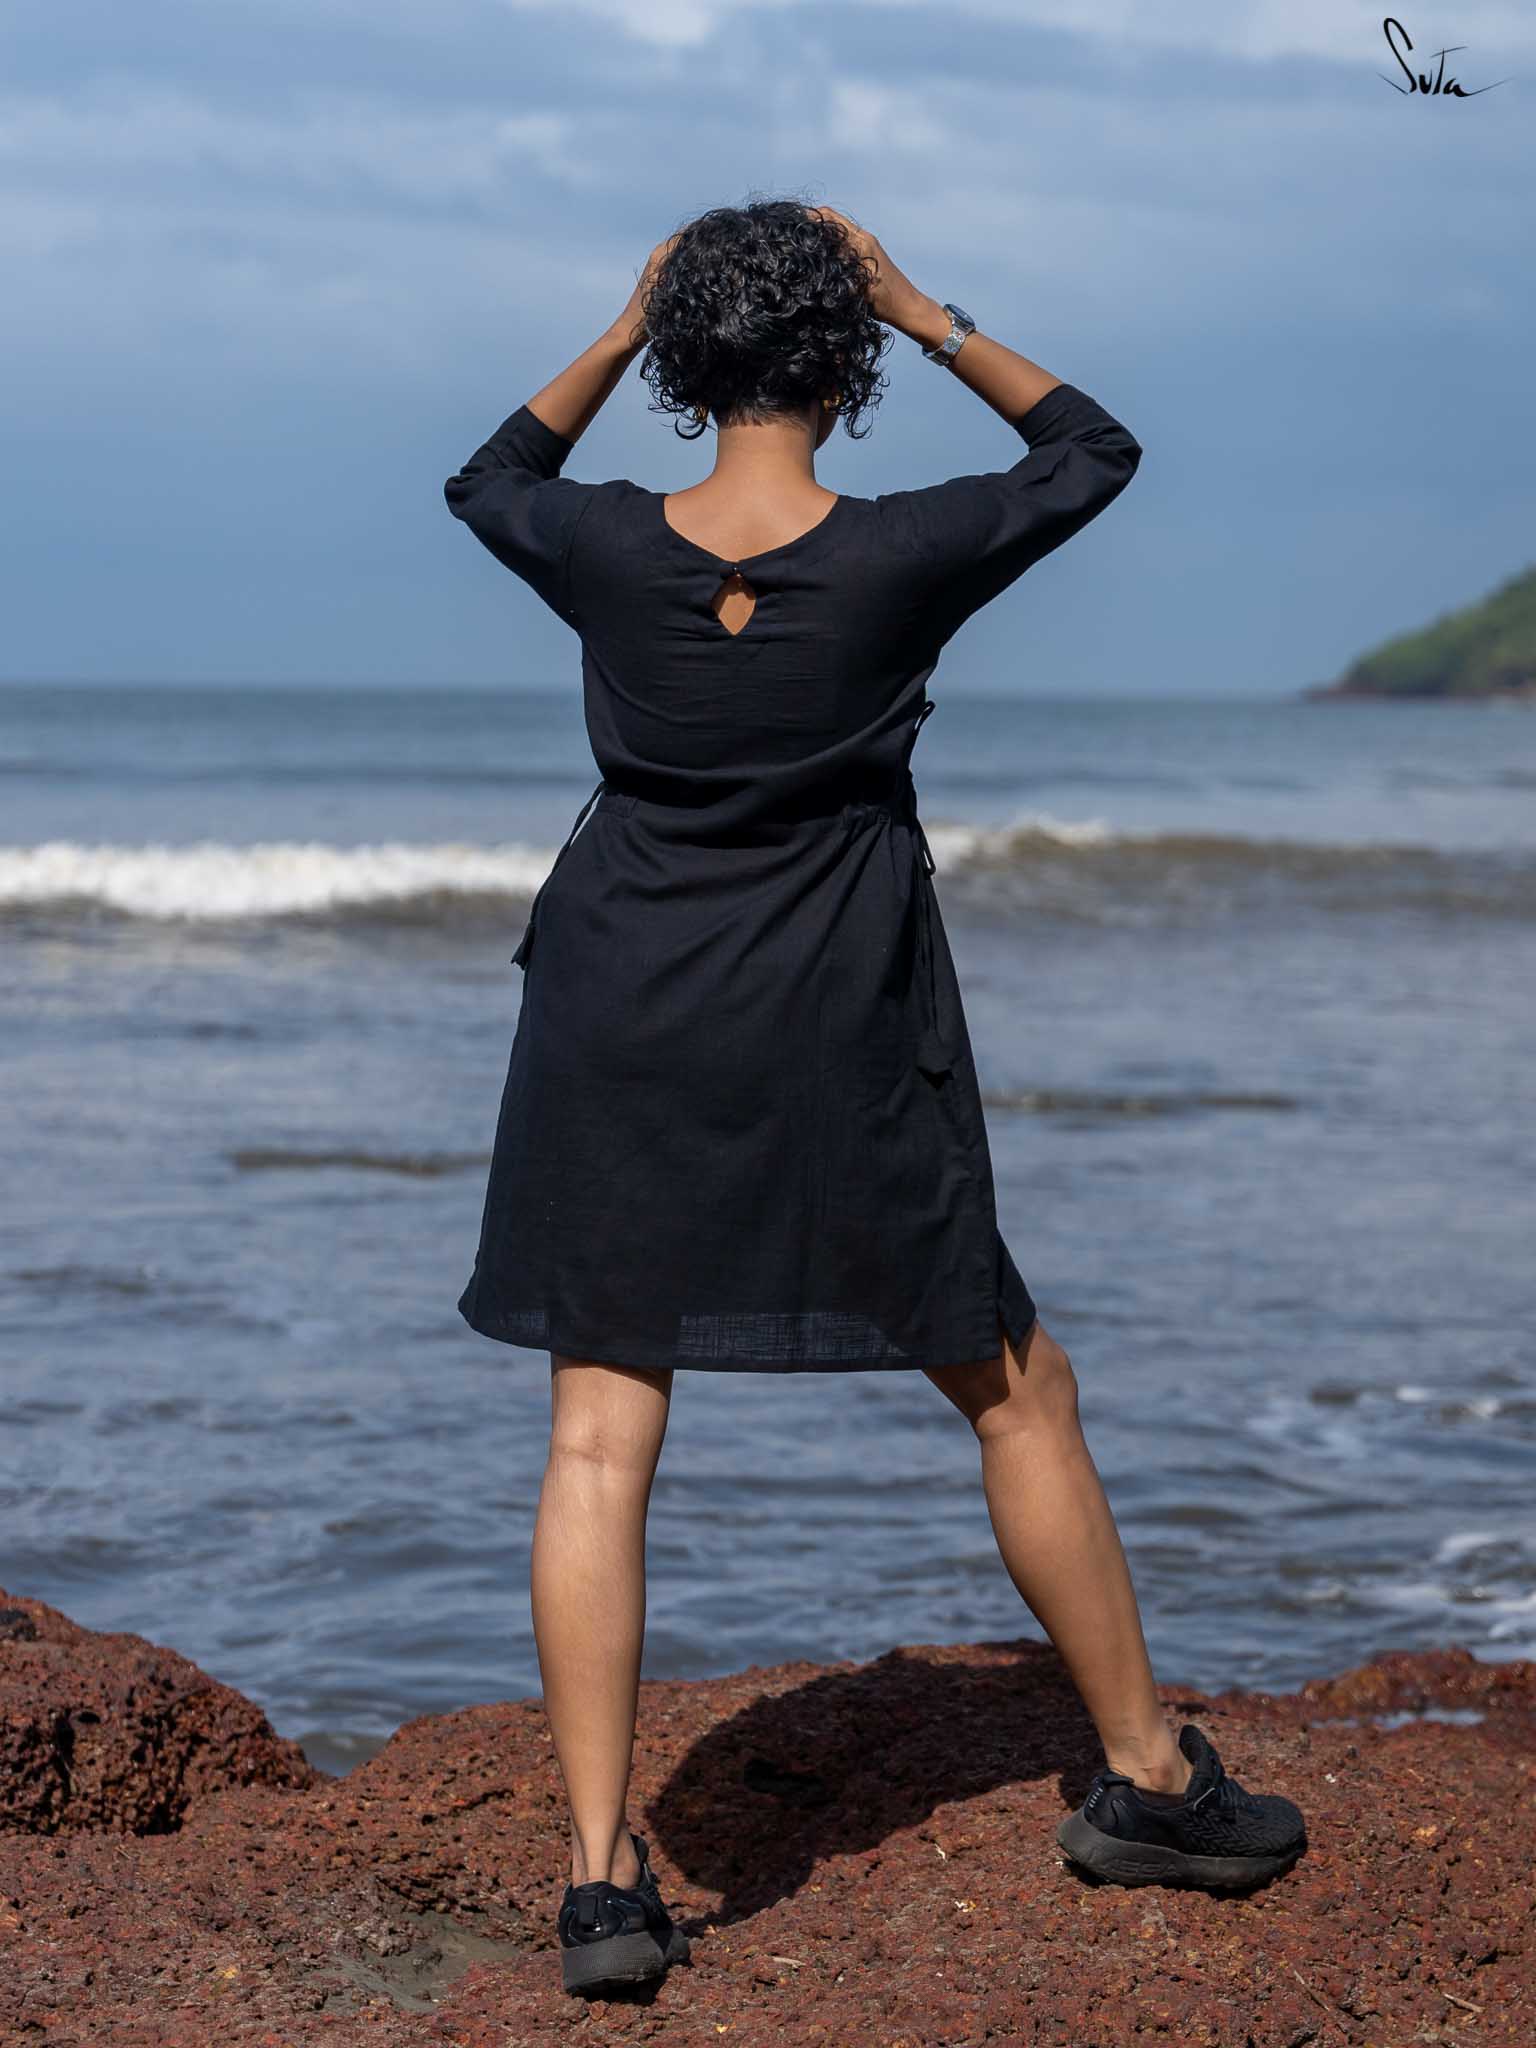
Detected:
[0,1585,1531,2046]
[0,1591,316,1836]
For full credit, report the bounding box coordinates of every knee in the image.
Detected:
[547,1418,649,1482]
[544,1360,670,1485]
[972,1327,1082,1443]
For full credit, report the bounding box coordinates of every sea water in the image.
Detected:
[3,683,1533,1772]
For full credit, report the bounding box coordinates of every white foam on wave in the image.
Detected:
[1393,1384,1507,1418]
[0,840,557,920]
[1377,1576,1536,1649]
[1435,1530,1509,1564]
[5,807,1496,924]
[924,811,1116,867]
[1246,1387,1367,1444]
[0,815,1124,923]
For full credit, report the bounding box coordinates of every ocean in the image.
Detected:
[3,682,1533,1774]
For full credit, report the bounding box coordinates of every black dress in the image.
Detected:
[445,380,1141,1371]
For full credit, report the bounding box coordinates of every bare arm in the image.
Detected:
[519,324,643,447]
[809,207,1064,422]
[805,210,1140,645]
[518,236,677,446]
[890,291,1063,420]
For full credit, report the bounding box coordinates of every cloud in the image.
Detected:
[489,0,1536,63]
[0,0,1528,684]
[0,88,593,202]
[2,38,1520,382]
[935,0,1535,63]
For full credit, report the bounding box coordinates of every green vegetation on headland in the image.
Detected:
[1305,562,1536,700]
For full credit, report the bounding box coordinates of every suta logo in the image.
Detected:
[1378,16,1509,96]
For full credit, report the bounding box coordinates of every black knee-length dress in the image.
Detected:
[445,379,1141,1372]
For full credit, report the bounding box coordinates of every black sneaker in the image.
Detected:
[1056,1723,1307,1890]
[557,1831,691,1996]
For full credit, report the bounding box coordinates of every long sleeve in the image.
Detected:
[880,382,1142,646]
[443,403,596,626]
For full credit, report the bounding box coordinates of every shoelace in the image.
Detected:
[1187,1758,1243,1822]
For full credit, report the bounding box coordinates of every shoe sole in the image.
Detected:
[561,1926,691,1996]
[1056,1811,1305,1891]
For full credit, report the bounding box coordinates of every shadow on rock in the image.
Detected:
[645,1637,1112,1926]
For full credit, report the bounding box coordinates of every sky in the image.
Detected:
[1,0,1531,696]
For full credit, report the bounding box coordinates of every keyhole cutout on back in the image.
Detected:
[711,569,758,637]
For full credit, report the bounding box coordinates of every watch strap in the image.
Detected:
[922,303,976,366]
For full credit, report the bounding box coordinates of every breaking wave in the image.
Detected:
[0,839,555,921]
[1,818,1531,926]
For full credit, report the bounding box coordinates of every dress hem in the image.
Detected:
[456,1297,1038,1374]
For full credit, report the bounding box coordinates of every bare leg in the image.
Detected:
[531,1355,674,1887]
[926,1318,1193,1795]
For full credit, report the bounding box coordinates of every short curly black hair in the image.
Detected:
[637,193,891,442]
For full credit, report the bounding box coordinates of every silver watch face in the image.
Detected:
[928,304,975,360]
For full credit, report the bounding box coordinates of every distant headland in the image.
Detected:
[1305,562,1536,701]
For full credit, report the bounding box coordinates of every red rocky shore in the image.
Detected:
[1,1585,1531,2047]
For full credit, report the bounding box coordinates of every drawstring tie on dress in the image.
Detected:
[897,699,952,1081]
[517,703,950,1083]
[511,776,607,969]
[900,783,951,1081]
[841,698,952,1082]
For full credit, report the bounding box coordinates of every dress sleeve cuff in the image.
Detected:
[1012,381,1119,444]
[452,401,577,485]
[511,402,576,463]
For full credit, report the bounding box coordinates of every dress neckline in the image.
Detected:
[653,487,848,572]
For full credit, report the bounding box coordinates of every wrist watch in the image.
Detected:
[922,302,976,367]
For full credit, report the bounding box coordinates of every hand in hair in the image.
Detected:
[615,233,683,352]
[805,207,926,334]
